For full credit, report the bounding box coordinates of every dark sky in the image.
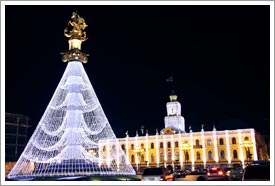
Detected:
[5,5,270,138]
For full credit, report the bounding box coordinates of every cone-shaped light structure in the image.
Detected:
[8,12,135,180]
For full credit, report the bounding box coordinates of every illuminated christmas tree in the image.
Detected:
[8,12,135,180]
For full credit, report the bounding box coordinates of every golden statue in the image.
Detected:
[62,12,89,63]
[64,12,88,42]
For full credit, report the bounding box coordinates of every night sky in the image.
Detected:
[5,5,270,138]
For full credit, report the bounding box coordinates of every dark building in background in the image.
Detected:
[5,113,32,162]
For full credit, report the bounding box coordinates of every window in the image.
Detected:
[196,152,201,160]
[141,143,144,149]
[232,137,237,144]
[131,144,134,150]
[160,142,163,148]
[151,143,154,149]
[220,150,225,159]
[208,151,213,160]
[207,139,212,146]
[18,127,27,135]
[167,142,171,148]
[175,152,180,161]
[185,152,189,161]
[131,155,135,163]
[220,138,224,145]
[151,154,155,162]
[121,144,125,150]
[141,154,145,162]
[244,136,249,141]
[103,146,106,152]
[160,153,164,161]
[175,141,179,148]
[233,150,238,159]
[168,152,172,160]
[196,139,200,146]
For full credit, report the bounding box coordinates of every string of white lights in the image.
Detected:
[8,61,135,179]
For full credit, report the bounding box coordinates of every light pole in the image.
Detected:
[133,146,144,174]
[243,139,252,166]
[182,142,189,170]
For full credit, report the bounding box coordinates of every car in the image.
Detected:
[184,169,191,175]
[242,162,270,181]
[206,167,226,181]
[141,167,174,181]
[201,168,208,175]
[225,167,243,181]
[174,170,186,178]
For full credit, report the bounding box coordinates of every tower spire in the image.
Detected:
[61,12,89,63]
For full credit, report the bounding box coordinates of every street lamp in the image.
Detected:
[243,139,252,166]
[182,142,189,170]
[133,145,144,174]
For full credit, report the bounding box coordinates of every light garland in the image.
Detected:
[8,61,135,180]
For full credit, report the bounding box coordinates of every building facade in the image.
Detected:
[98,95,269,173]
[5,113,32,161]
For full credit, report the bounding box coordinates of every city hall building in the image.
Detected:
[99,94,269,173]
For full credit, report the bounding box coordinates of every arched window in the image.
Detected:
[151,143,154,149]
[167,142,171,148]
[160,142,163,148]
[185,152,189,161]
[131,155,135,163]
[151,154,155,162]
[175,152,180,160]
[141,143,144,149]
[220,138,224,145]
[103,146,106,152]
[196,139,200,146]
[208,151,213,160]
[220,150,225,159]
[168,152,172,160]
[207,139,212,146]
[233,150,238,159]
[232,137,237,144]
[196,152,201,160]
[160,153,164,161]
[141,154,144,162]
[121,144,125,150]
[244,136,249,141]
[131,144,134,150]
[175,141,179,148]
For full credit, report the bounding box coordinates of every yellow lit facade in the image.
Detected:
[99,95,269,173]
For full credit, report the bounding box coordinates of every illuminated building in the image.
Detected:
[100,94,269,173]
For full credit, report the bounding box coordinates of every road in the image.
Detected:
[175,175,203,181]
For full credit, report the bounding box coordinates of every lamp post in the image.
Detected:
[182,142,189,170]
[243,139,252,166]
[133,146,144,174]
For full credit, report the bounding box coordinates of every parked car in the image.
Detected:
[174,170,186,178]
[141,167,174,181]
[225,167,243,181]
[206,167,226,181]
[201,168,208,175]
[242,162,270,181]
[184,169,191,175]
